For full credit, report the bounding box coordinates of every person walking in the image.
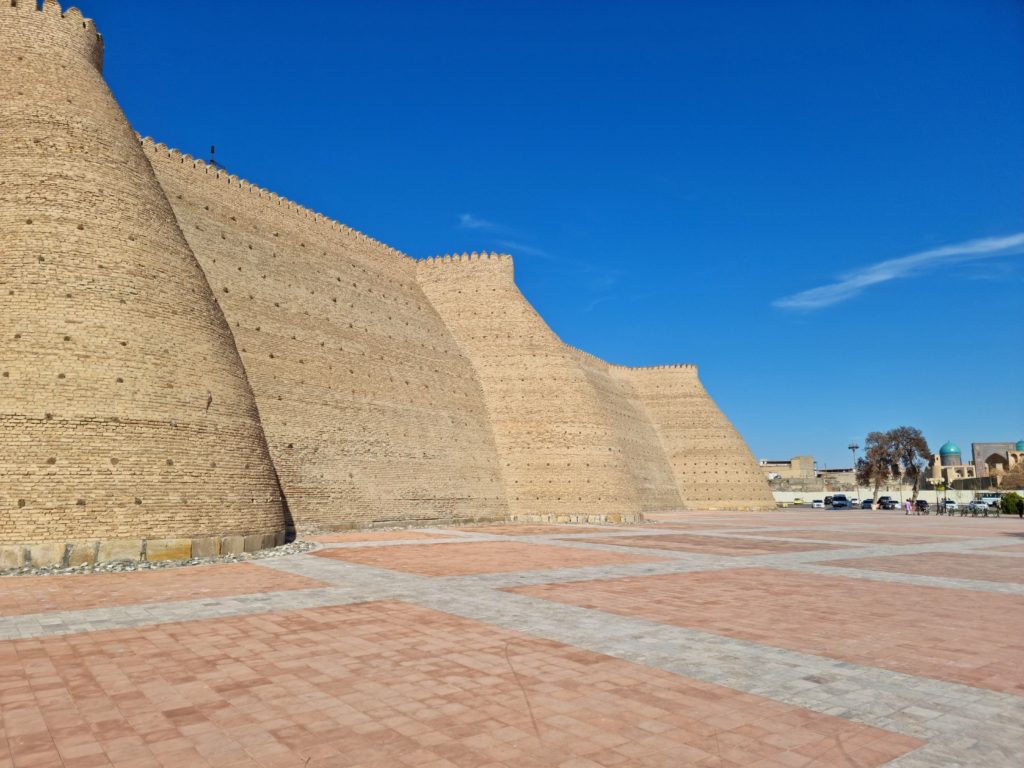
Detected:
[905,498,912,515]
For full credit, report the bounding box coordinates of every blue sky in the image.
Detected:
[85,0,1022,467]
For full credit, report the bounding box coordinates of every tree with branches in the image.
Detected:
[856,431,898,503]
[855,427,931,504]
[888,426,931,502]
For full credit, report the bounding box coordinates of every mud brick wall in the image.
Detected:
[416,254,648,523]
[146,145,508,531]
[0,1,287,547]
[627,366,776,510]
[566,348,683,513]
[1,1,774,562]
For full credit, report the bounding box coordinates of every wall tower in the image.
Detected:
[0,1,288,565]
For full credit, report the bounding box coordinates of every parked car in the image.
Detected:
[861,499,874,509]
[792,498,805,506]
[830,494,850,509]
[914,499,929,513]
[823,496,834,506]
[877,496,898,510]
[811,499,825,509]
[968,499,991,514]
[980,495,1001,509]
[942,500,959,511]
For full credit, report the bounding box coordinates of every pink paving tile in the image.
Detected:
[0,601,923,767]
[827,552,1024,584]
[312,541,666,576]
[742,529,952,545]
[510,568,1024,695]
[456,524,625,536]
[982,543,1024,553]
[0,564,324,617]
[573,534,849,556]
[308,530,452,543]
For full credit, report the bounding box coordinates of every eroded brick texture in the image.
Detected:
[627,366,776,510]
[416,255,650,523]
[0,1,774,555]
[0,2,287,546]
[146,146,509,531]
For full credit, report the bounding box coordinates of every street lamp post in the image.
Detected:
[848,441,860,501]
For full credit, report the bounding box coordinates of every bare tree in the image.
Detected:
[856,431,898,502]
[889,426,931,502]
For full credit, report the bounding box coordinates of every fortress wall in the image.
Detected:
[625,366,775,510]
[0,1,287,558]
[416,255,645,523]
[146,144,508,530]
[565,348,683,513]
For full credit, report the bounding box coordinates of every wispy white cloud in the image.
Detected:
[457,213,495,230]
[496,239,550,259]
[773,233,1024,310]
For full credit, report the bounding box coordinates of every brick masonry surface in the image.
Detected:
[2,1,775,557]
[2,509,1024,766]
[0,1,287,553]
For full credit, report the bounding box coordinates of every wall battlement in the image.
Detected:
[563,344,698,374]
[139,137,411,263]
[418,252,513,266]
[1,3,774,565]
[3,0,103,71]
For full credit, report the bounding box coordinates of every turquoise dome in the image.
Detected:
[939,441,961,456]
[1016,440,1024,451]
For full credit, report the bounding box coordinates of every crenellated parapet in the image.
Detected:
[138,136,412,263]
[2,0,103,71]
[622,363,699,373]
[562,343,697,374]
[418,251,513,269]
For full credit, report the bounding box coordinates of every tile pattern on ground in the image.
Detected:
[454,525,622,536]
[826,552,1024,584]
[742,530,954,545]
[510,567,1024,695]
[0,600,922,768]
[312,540,667,576]
[0,564,325,617]
[4,510,1024,767]
[307,531,452,543]
[574,534,849,556]
[982,543,1024,553]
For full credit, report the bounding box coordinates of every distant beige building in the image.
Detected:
[760,456,816,481]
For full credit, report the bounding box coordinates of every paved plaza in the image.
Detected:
[2,510,1023,767]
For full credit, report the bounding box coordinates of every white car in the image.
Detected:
[968,499,991,513]
[942,500,959,511]
[811,500,825,509]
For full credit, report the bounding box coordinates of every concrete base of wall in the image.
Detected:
[0,529,286,571]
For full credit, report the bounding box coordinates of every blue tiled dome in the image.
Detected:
[939,441,961,457]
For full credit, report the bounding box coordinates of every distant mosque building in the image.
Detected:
[931,439,1024,487]
[930,441,976,484]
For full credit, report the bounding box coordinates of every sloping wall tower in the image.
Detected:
[0,1,773,567]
